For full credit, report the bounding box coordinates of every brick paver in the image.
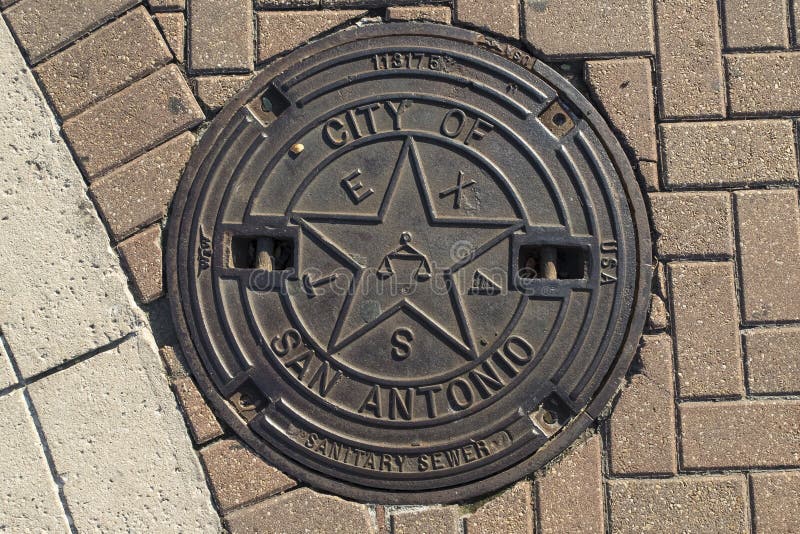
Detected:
[117,224,164,303]
[34,7,171,119]
[256,0,319,7]
[172,376,223,444]
[0,390,69,532]
[322,0,392,5]
[466,481,532,534]
[751,472,800,534]
[392,507,460,534]
[669,262,743,399]
[63,64,203,177]
[727,52,800,115]
[148,0,184,9]
[189,0,253,73]
[4,0,139,64]
[654,0,725,119]
[387,5,451,23]
[525,0,653,58]
[743,327,800,395]
[723,0,788,50]
[649,192,733,257]
[585,58,657,162]
[661,121,798,188]
[795,3,800,47]
[200,439,296,512]
[680,400,800,469]
[194,75,253,111]
[225,488,374,533]
[90,132,195,241]
[647,294,669,331]
[155,12,185,63]
[27,334,220,531]
[456,0,518,39]
[608,476,748,533]
[608,334,677,475]
[159,345,189,379]
[257,10,367,62]
[637,160,660,191]
[735,190,800,322]
[536,434,604,534]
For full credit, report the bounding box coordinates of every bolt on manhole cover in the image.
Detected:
[168,23,651,504]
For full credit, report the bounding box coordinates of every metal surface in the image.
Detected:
[167,23,652,504]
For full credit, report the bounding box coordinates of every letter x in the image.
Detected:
[439,171,477,209]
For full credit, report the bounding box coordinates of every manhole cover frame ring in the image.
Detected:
[167,21,653,504]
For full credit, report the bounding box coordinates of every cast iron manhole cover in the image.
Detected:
[168,23,651,503]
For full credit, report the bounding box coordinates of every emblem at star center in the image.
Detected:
[296,137,521,358]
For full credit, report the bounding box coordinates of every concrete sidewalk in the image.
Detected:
[0,17,220,532]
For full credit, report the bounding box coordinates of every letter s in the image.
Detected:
[270,328,302,357]
[391,328,414,360]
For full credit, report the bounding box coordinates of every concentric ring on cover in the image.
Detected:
[167,22,652,504]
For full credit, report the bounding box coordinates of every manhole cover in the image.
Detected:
[168,23,651,503]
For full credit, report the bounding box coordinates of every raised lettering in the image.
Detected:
[306,360,342,397]
[465,117,495,145]
[441,108,467,138]
[391,327,414,360]
[447,378,474,410]
[418,454,430,471]
[384,100,409,130]
[389,387,414,421]
[469,360,505,398]
[358,385,382,417]
[417,384,441,419]
[284,349,313,380]
[270,328,302,356]
[341,169,374,204]
[355,103,382,134]
[504,335,534,365]
[323,117,348,147]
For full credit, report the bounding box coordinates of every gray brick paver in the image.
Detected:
[608,334,677,475]
[655,0,725,118]
[727,52,800,115]
[609,476,749,533]
[4,0,140,64]
[736,190,800,323]
[189,0,253,72]
[669,261,743,399]
[225,488,373,533]
[90,131,195,241]
[723,0,788,50]
[34,7,172,118]
[525,0,653,58]
[536,434,604,534]
[63,64,204,178]
[680,400,800,469]
[661,120,798,188]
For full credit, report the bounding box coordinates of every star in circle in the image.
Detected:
[295,137,522,359]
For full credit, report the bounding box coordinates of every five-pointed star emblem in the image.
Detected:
[295,137,522,359]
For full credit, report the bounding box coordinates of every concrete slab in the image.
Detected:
[27,332,221,532]
[0,335,18,390]
[0,18,140,379]
[0,390,69,532]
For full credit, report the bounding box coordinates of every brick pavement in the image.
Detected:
[1,0,799,532]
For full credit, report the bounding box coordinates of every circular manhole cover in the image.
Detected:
[168,23,651,503]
